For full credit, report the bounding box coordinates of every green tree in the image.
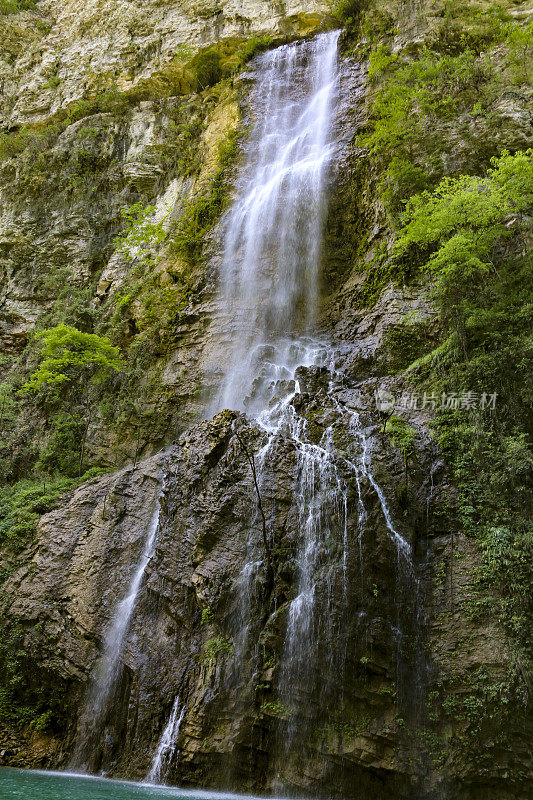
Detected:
[394,149,533,346]
[24,325,122,394]
[395,151,533,653]
[24,325,123,475]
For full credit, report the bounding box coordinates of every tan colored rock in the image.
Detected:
[2,0,331,126]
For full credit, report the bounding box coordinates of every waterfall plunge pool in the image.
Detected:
[0,768,282,800]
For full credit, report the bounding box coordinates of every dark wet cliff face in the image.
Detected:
[3,363,528,799]
[0,2,531,799]
[3,397,435,798]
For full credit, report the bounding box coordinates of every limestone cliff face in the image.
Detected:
[3,382,528,798]
[0,1,531,799]
[2,0,331,127]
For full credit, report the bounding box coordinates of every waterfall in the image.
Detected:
[146,696,186,785]
[211,31,424,785]
[214,31,340,414]
[71,482,163,769]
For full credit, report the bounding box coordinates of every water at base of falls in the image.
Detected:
[0,768,269,800]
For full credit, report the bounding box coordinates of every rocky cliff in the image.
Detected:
[0,1,531,799]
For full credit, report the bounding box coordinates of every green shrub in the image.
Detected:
[384,415,416,460]
[0,129,45,161]
[436,1,513,54]
[332,0,360,25]
[391,149,533,652]
[166,115,205,176]
[44,76,61,89]
[0,621,64,732]
[361,7,531,214]
[0,0,37,14]
[114,202,168,269]
[235,34,273,68]
[23,324,123,397]
[37,413,86,477]
[261,700,290,718]
[0,476,80,548]
[395,149,533,338]
[192,49,223,91]
[0,87,132,165]
[201,607,214,624]
[202,636,234,664]
[361,46,489,204]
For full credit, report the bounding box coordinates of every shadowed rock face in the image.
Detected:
[4,365,529,798]
[1,376,433,796]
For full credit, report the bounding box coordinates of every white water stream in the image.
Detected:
[210,30,418,767]
[71,30,420,782]
[72,483,163,768]
[214,32,340,414]
[146,696,186,785]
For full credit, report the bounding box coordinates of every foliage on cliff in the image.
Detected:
[357,1,532,213]
[394,150,533,656]
[333,0,533,775]
[0,0,531,783]
[24,325,122,395]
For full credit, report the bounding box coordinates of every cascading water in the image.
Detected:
[212,31,425,787]
[71,481,164,770]
[146,696,186,785]
[214,31,340,414]
[65,29,424,789]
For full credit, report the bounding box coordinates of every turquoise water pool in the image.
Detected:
[0,768,258,800]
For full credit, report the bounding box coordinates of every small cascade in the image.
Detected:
[345,406,412,565]
[261,357,353,753]
[146,696,186,785]
[71,480,164,769]
[235,344,422,760]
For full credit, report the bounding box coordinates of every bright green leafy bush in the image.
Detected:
[202,636,234,664]
[23,325,123,396]
[360,6,531,214]
[395,150,533,654]
[114,202,168,270]
[395,150,533,341]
